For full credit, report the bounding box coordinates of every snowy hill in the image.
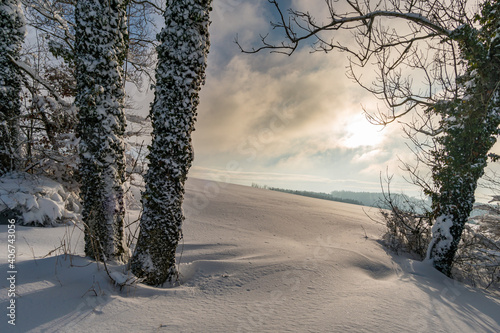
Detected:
[1,178,499,332]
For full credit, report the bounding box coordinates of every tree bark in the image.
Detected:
[131,0,212,286]
[0,0,25,175]
[75,0,129,261]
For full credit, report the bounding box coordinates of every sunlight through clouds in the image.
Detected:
[341,115,386,148]
[186,1,415,194]
[135,1,425,195]
[128,1,500,198]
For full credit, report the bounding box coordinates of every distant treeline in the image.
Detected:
[252,183,365,206]
[251,183,430,210]
[330,190,387,207]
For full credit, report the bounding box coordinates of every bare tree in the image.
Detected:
[22,0,160,87]
[238,0,500,276]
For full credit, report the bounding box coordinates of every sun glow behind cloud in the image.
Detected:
[182,1,421,194]
[341,115,386,148]
[133,1,486,197]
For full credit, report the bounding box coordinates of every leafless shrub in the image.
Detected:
[380,173,500,289]
[378,174,432,260]
[453,210,500,289]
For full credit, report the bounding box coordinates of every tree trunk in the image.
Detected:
[75,0,129,261]
[426,6,500,276]
[131,0,212,286]
[0,0,25,175]
[427,199,473,277]
[426,103,499,276]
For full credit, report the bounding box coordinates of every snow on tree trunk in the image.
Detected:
[131,0,212,286]
[425,112,488,276]
[0,0,25,175]
[427,3,500,276]
[427,198,475,276]
[427,90,500,276]
[75,0,129,261]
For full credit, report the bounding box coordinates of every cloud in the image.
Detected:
[127,1,426,194]
[128,2,500,200]
[196,47,365,151]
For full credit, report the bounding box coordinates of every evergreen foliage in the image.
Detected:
[75,0,129,260]
[131,0,212,286]
[426,0,500,276]
[0,0,25,175]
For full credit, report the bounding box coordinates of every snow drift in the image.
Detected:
[0,178,499,332]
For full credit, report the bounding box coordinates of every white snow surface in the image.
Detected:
[1,178,499,332]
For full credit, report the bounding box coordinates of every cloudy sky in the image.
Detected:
[134,0,499,200]
[183,0,416,195]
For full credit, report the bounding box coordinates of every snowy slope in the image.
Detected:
[1,178,499,332]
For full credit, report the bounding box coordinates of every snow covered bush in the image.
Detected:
[381,208,432,260]
[453,204,500,289]
[0,172,80,226]
[379,185,432,260]
[381,194,500,289]
[21,91,79,191]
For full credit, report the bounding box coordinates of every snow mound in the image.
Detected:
[0,172,80,226]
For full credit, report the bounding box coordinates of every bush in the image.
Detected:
[377,175,432,259]
[380,201,432,260]
[380,193,500,289]
[0,172,80,226]
[453,207,500,289]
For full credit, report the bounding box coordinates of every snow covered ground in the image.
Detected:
[1,178,499,332]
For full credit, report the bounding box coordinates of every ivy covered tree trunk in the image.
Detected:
[427,101,499,276]
[426,1,500,276]
[0,0,25,175]
[131,0,212,286]
[75,0,129,261]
